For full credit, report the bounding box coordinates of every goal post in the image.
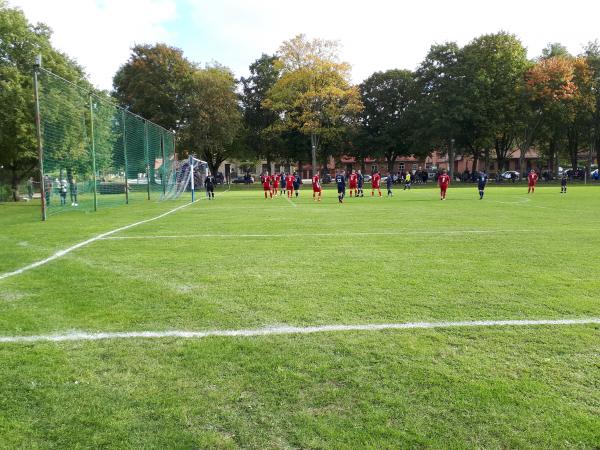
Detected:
[161,155,207,203]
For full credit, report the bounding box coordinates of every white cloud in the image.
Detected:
[8,0,177,90]
[8,0,600,89]
[187,0,600,83]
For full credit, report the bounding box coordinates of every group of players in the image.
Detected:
[260,172,302,199]
[259,167,556,203]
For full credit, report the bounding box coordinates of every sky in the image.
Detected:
[8,0,600,91]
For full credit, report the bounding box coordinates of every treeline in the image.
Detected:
[2,0,600,202]
[113,34,600,179]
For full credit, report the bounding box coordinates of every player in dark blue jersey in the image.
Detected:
[560,173,568,194]
[386,172,394,197]
[357,170,364,197]
[335,170,346,203]
[478,170,488,199]
[293,172,301,197]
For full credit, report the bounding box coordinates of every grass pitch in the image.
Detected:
[0,184,599,448]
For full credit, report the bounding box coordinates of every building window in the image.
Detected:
[399,163,405,171]
[371,165,378,173]
[412,163,417,171]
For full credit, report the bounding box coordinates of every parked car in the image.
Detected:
[363,174,372,183]
[231,175,254,184]
[500,171,520,181]
[563,168,587,180]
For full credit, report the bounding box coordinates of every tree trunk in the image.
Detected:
[386,152,396,173]
[484,148,490,173]
[448,140,454,180]
[567,126,579,171]
[310,133,318,178]
[266,154,272,175]
[10,167,20,202]
[519,145,527,177]
[587,142,593,183]
[471,151,479,173]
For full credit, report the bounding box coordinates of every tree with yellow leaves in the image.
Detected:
[264,35,363,175]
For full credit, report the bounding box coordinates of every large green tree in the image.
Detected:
[461,33,530,173]
[0,1,87,201]
[583,42,600,171]
[240,54,282,169]
[359,69,418,172]
[112,43,195,131]
[415,42,467,177]
[183,66,242,176]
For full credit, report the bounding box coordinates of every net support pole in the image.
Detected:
[190,155,195,203]
[33,60,46,221]
[144,120,150,200]
[121,110,129,204]
[160,133,166,196]
[89,94,98,212]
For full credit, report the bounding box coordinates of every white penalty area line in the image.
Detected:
[284,195,298,207]
[0,201,198,282]
[0,318,598,344]
[101,229,537,240]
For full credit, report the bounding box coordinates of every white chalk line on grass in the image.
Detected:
[0,201,198,282]
[102,229,538,240]
[284,195,298,207]
[0,318,598,344]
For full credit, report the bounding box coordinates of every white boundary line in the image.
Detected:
[101,229,538,240]
[0,201,197,282]
[0,318,598,344]
[284,195,298,207]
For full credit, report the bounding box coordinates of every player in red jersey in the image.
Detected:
[260,171,272,199]
[348,170,358,197]
[438,169,450,200]
[285,173,295,198]
[527,169,538,194]
[371,170,382,197]
[271,172,280,197]
[312,173,322,201]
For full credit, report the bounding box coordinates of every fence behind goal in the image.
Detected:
[37,67,177,217]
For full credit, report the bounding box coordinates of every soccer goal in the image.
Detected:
[161,155,208,202]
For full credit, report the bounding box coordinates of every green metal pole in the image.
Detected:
[121,110,129,204]
[89,94,98,211]
[144,120,150,200]
[161,132,166,196]
[33,62,46,221]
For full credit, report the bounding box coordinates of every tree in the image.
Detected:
[183,66,242,176]
[528,55,595,172]
[112,44,195,131]
[240,54,281,170]
[264,34,363,175]
[584,42,600,171]
[359,70,417,172]
[460,33,530,173]
[414,42,464,176]
[0,1,87,201]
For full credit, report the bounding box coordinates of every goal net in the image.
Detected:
[161,155,208,201]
